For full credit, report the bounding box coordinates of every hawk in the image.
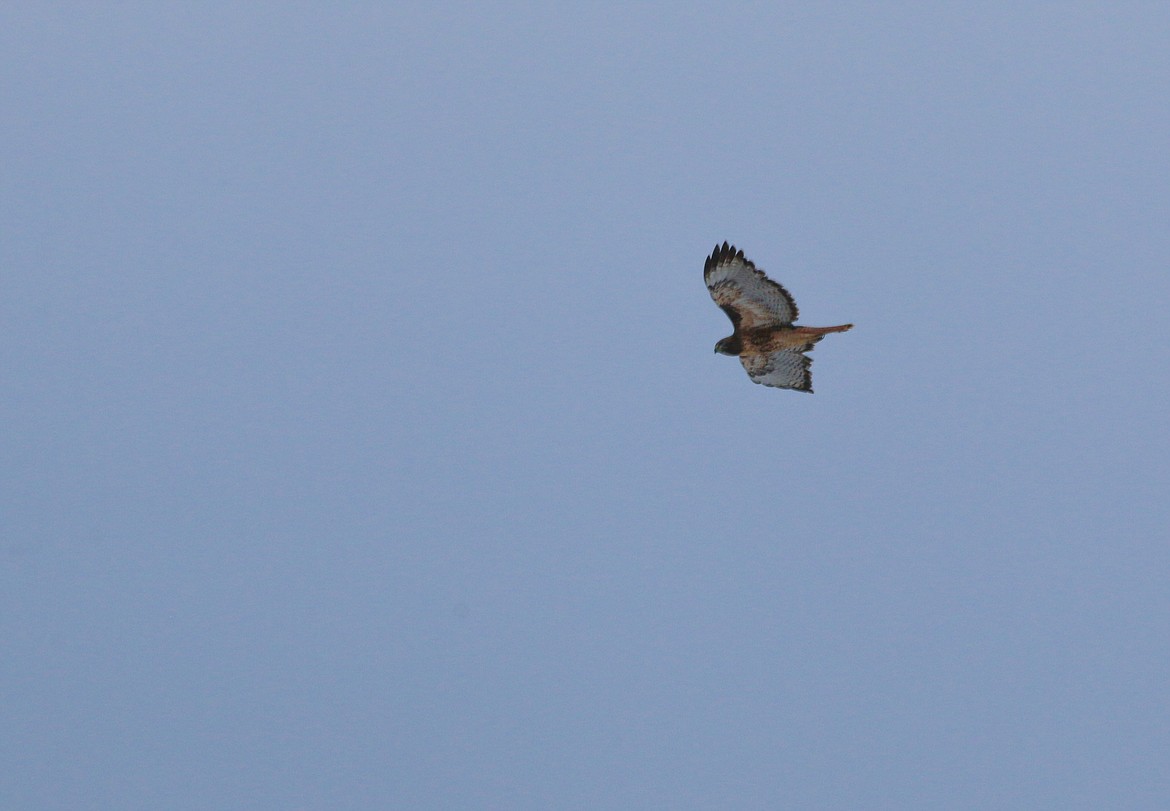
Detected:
[705,242,852,392]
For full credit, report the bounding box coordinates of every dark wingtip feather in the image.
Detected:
[705,241,742,275]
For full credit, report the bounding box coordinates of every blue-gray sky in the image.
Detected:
[4,4,1169,809]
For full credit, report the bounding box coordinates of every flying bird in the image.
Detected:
[705,242,852,392]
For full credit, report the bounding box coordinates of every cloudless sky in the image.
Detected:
[3,4,1169,809]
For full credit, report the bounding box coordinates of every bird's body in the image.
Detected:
[721,323,854,358]
[705,242,852,392]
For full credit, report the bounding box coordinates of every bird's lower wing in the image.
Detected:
[740,348,814,392]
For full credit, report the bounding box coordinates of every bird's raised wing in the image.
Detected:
[740,347,815,392]
[704,242,799,330]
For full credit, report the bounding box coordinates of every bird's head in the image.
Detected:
[714,337,738,356]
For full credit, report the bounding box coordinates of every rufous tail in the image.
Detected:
[794,324,853,336]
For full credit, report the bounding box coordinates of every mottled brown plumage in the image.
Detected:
[705,242,852,392]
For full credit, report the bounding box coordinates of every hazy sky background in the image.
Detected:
[3,4,1169,809]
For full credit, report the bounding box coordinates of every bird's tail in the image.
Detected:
[794,323,853,337]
